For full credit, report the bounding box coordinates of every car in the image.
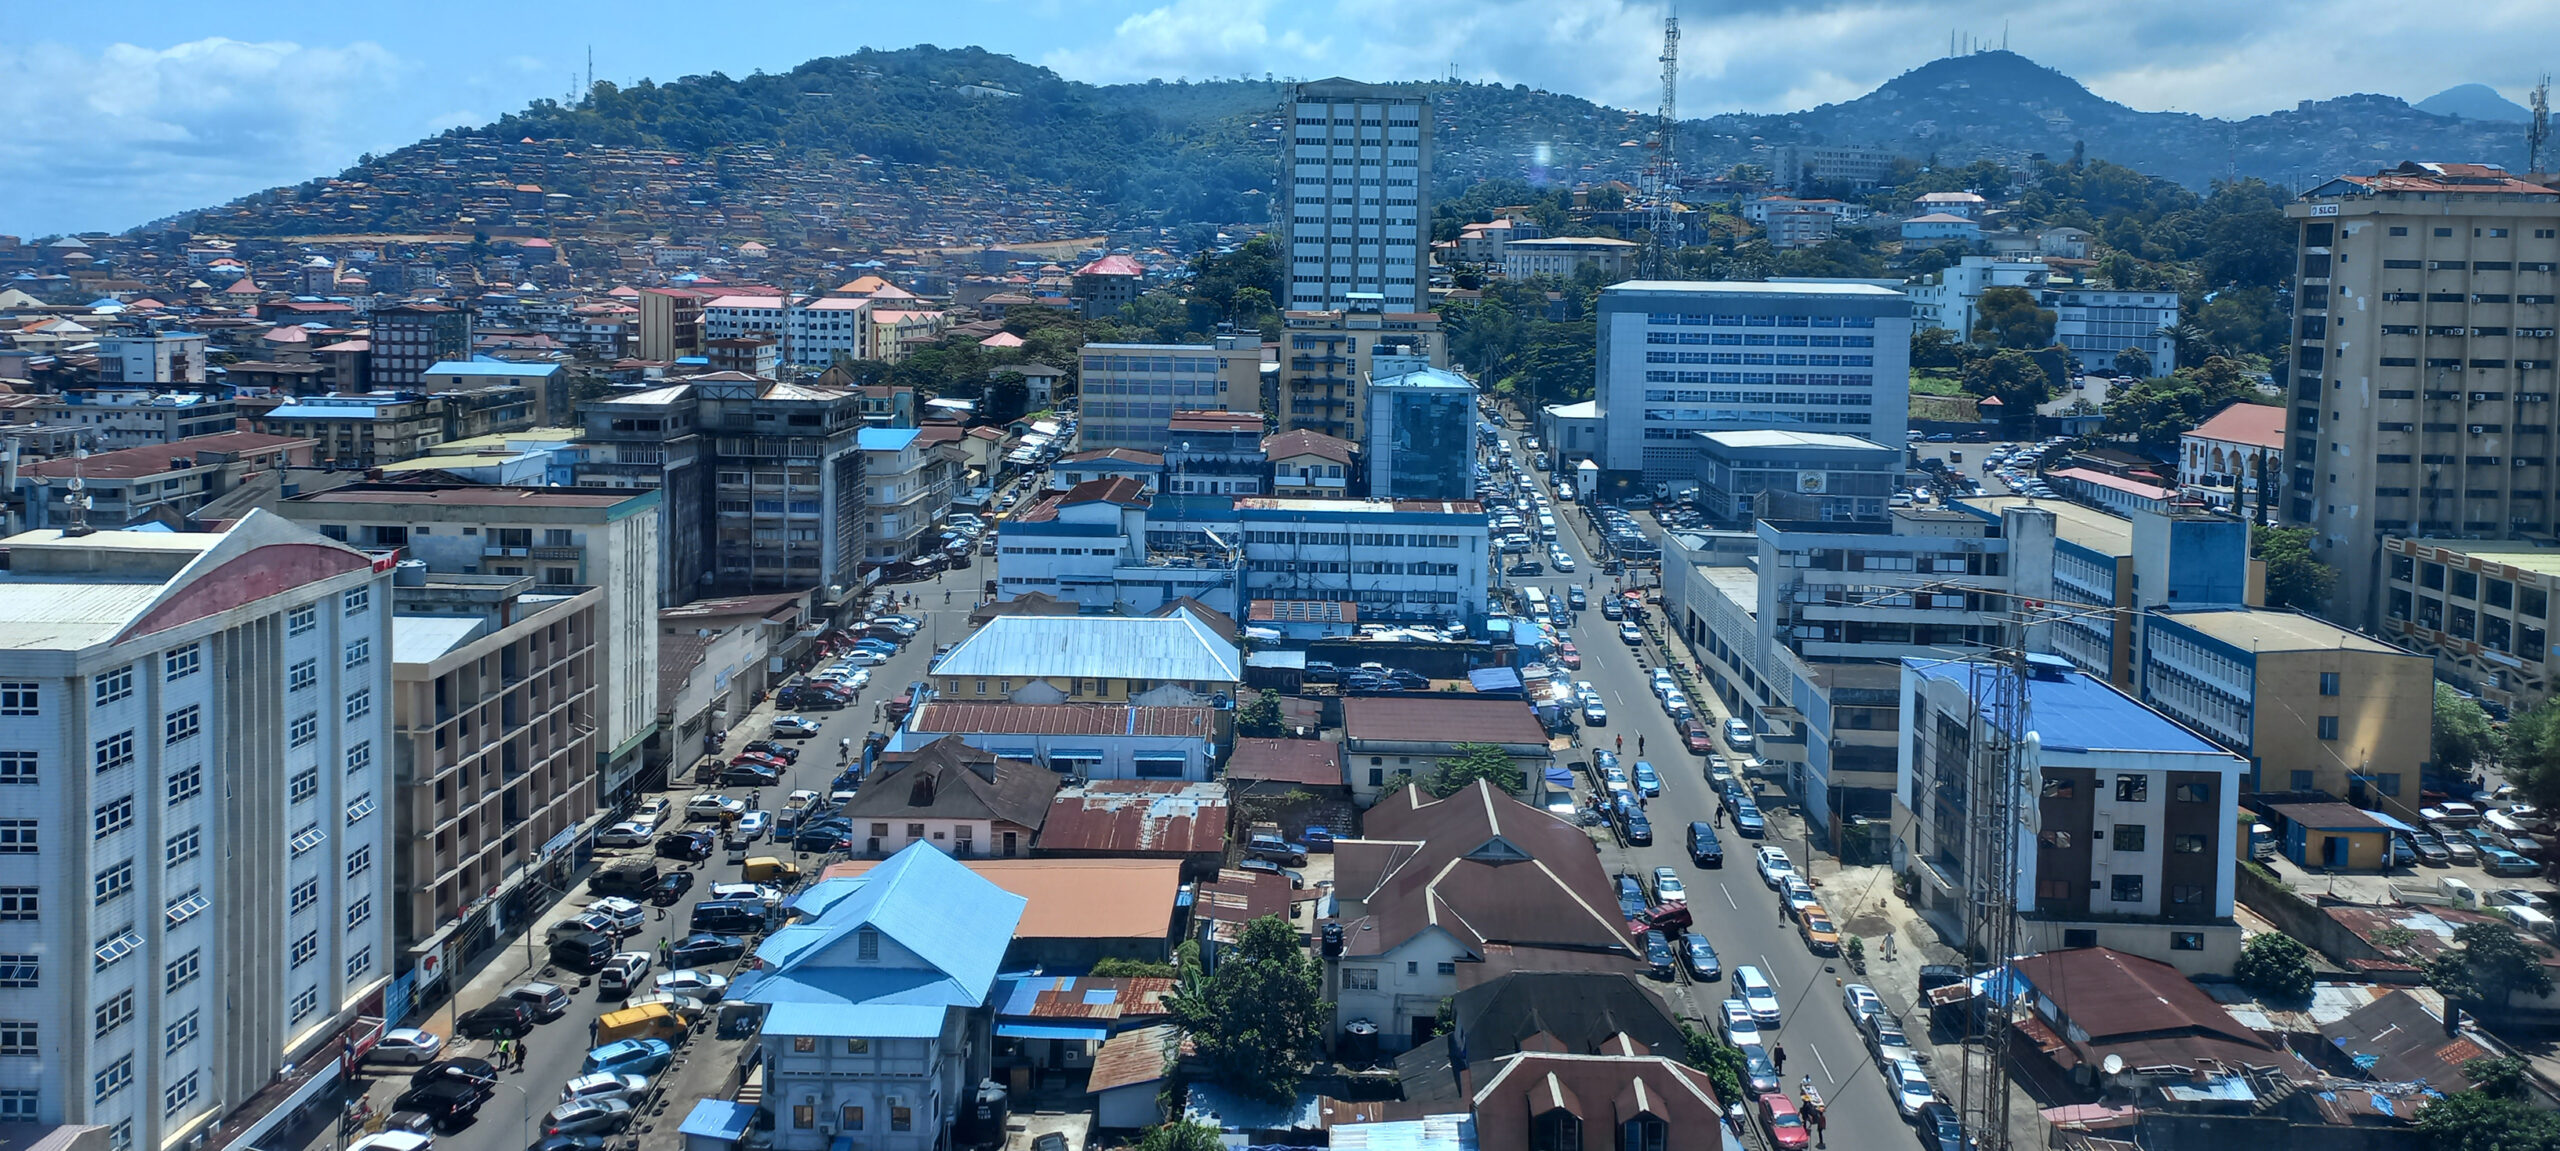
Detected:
[1602,598,1625,621]
[633,797,674,827]
[371,1028,445,1064]
[719,763,783,788]
[1583,699,1608,725]
[656,830,715,861]
[1869,1014,1916,1066]
[1629,760,1662,797]
[1799,911,1841,955]
[1643,931,1677,980]
[454,1000,535,1040]
[2484,847,2542,877]
[769,715,822,738]
[1622,811,1653,846]
[1758,1093,1811,1149]
[670,933,748,968]
[544,1099,635,1138]
[1659,687,1689,713]
[685,795,745,822]
[582,1039,675,1078]
[1781,878,1820,920]
[584,901,645,934]
[621,992,709,1024]
[560,1073,650,1106]
[1555,643,1581,670]
[1724,717,1755,749]
[1568,586,1588,610]
[1682,932,1721,981]
[1740,1044,1782,1096]
[1616,873,1649,919]
[793,820,854,854]
[740,740,799,762]
[348,1133,436,1151]
[596,821,655,849]
[2423,802,2484,827]
[1734,966,1782,1027]
[1720,997,1761,1053]
[2443,836,2482,866]
[1915,1101,1965,1151]
[1887,1057,1937,1118]
[1619,622,1644,645]
[1928,432,1956,443]
[2410,832,2455,866]
[1681,720,1714,754]
[730,749,792,770]
[1246,834,1311,865]
[838,649,890,666]
[1651,866,1686,903]
[1732,803,1766,838]
[1844,983,1886,1028]
[410,1058,498,1092]
[394,1080,491,1133]
[731,811,772,842]
[779,687,849,711]
[1238,858,1307,887]
[1757,846,1795,888]
[1551,552,1576,573]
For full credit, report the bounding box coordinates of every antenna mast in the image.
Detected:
[1954,594,2042,1151]
[2530,75,2551,176]
[1642,16,1681,278]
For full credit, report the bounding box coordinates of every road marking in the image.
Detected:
[1721,884,1738,910]
[1812,1045,1836,1084]
[1760,956,1777,988]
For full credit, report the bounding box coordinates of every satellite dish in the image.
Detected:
[2102,1054,2125,1076]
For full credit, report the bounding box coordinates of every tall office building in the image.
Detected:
[1366,364,1477,500]
[368,303,470,390]
[1284,80,1431,314]
[1076,337,1263,451]
[2282,162,2560,625]
[0,513,394,1151]
[1595,281,1911,482]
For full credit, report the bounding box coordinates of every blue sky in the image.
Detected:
[4,0,2546,236]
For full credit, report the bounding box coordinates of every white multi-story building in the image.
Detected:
[701,295,872,367]
[1236,497,1489,624]
[860,428,957,565]
[1284,80,1431,314]
[0,512,393,1150]
[1595,281,1912,481]
[1906,257,2178,375]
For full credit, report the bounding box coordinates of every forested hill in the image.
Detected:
[181,45,2530,238]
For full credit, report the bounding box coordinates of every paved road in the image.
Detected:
[1495,427,1920,1151]
[348,553,991,1151]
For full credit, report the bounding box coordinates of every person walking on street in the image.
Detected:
[1616,735,1623,752]
[512,1039,527,1072]
[494,1038,512,1067]
[658,938,672,965]
[1637,735,1645,756]
[1773,1042,1786,1073]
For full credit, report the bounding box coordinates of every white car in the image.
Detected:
[784,790,821,812]
[587,897,647,933]
[1887,1057,1937,1118]
[1652,867,1686,904]
[686,794,746,822]
[348,1134,434,1151]
[1661,689,1689,715]
[1550,551,1576,573]
[1575,681,1601,705]
[370,1027,444,1064]
[1756,846,1796,888]
[814,667,872,689]
[1843,983,1885,1029]
[654,969,731,1002]
[838,649,889,666]
[1717,998,1762,1048]
[732,811,771,842]
[769,715,822,738]
[1649,669,1676,695]
[560,1072,650,1105]
[596,820,655,849]
[1734,966,1783,1028]
[634,798,673,828]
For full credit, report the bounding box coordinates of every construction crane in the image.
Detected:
[1641,16,1681,279]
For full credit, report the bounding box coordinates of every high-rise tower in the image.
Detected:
[1284,80,1432,315]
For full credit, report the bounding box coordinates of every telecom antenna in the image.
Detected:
[2529,75,2551,176]
[1641,16,1681,278]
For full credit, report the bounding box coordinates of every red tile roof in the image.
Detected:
[1074,255,1146,278]
[1226,738,1342,785]
[21,431,311,479]
[2188,402,2285,449]
[1343,696,1551,747]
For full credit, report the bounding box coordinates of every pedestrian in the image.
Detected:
[1638,735,1646,756]
[494,1037,512,1066]
[1773,1042,1786,1072]
[512,1039,527,1072]
[1616,735,1624,752]
[1812,1103,1827,1147]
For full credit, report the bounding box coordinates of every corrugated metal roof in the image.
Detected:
[747,843,1024,1011]
[931,611,1240,683]
[910,701,1216,737]
[392,615,487,663]
[1040,782,1229,854]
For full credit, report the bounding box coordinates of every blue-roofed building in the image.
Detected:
[860,424,959,565]
[1898,654,2250,976]
[735,843,1027,1151]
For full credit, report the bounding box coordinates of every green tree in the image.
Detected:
[2252,525,2335,614]
[1676,1023,1748,1107]
[2466,1056,2535,1101]
[1971,286,2056,349]
[1960,349,2055,414]
[2112,345,2152,379]
[2426,921,2557,1010]
[2101,358,2265,452]
[2233,932,2315,1001]
[2413,1085,2560,1150]
[1136,1121,1225,1151]
[1910,327,1965,371]
[1091,957,1180,978]
[1238,689,1284,738]
[1168,914,1326,1102]
[1425,744,1526,798]
[2436,683,2498,776]
[2502,699,2560,810]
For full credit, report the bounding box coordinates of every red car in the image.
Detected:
[1681,720,1714,755]
[730,752,790,771]
[1758,1094,1810,1149]
[1557,642,1582,670]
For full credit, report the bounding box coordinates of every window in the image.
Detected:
[844,1038,869,1054]
[95,796,134,837]
[290,879,319,913]
[2112,825,2148,852]
[94,930,138,969]
[291,933,317,967]
[2114,775,2149,802]
[1437,961,1458,975]
[290,987,317,1023]
[95,1054,133,1103]
[2320,672,2340,696]
[164,644,200,681]
[0,1093,34,1122]
[94,731,134,772]
[346,844,371,879]
[346,794,374,825]
[2173,781,2211,803]
[290,825,326,856]
[793,1106,814,1130]
[163,948,199,993]
[289,660,317,692]
[2292,770,2316,790]
[0,1020,37,1054]
[2041,777,2076,799]
[94,861,133,904]
[162,825,199,867]
[842,1106,865,1131]
[346,741,372,776]
[290,769,319,803]
[95,665,133,706]
[345,688,371,722]
[166,890,208,927]
[2111,875,2145,902]
[166,1011,199,1054]
[289,713,317,748]
[1343,967,1380,990]
[344,638,369,669]
[164,704,199,744]
[167,763,202,802]
[0,889,34,921]
[347,946,372,979]
[347,896,372,929]
[0,822,35,854]
[2040,830,2073,849]
[2174,834,2209,854]
[343,588,369,616]
[0,954,35,988]
[2170,883,2208,906]
[0,684,37,716]
[163,1071,199,1118]
[2171,932,2205,951]
[95,991,133,1038]
[288,605,317,635]
[2319,715,2341,740]
[792,1036,816,1053]
[891,1104,913,1133]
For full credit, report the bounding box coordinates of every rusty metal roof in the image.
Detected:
[1038,781,1229,855]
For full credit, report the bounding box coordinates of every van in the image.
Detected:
[2505,904,2560,941]
[2248,823,2278,862]
[593,1003,688,1045]
[2441,876,2479,910]
[548,931,614,973]
[742,857,802,885]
